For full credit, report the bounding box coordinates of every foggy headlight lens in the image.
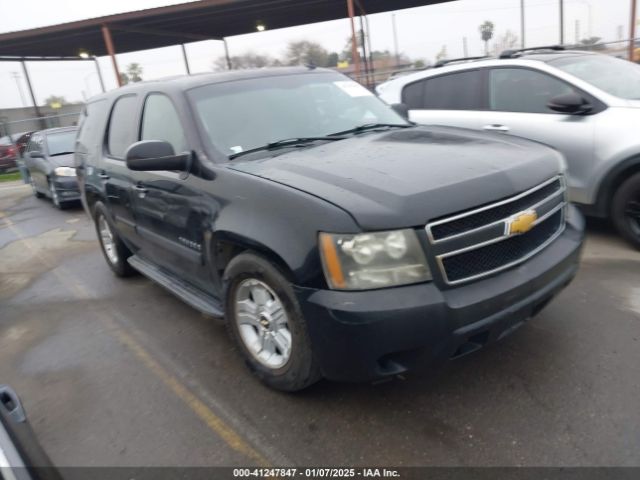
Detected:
[319,229,432,290]
[54,166,76,177]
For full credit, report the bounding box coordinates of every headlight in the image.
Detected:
[319,229,432,290]
[54,166,76,177]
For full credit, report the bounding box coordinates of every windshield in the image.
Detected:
[46,130,76,156]
[551,55,640,100]
[187,72,408,157]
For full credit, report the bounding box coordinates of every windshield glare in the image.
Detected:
[551,55,640,100]
[188,72,407,157]
[46,131,76,156]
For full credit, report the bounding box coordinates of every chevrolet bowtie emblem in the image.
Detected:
[507,209,538,235]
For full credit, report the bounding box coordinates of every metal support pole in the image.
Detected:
[463,37,468,57]
[347,0,361,81]
[559,0,565,44]
[392,14,400,67]
[20,61,44,126]
[101,24,122,87]
[631,0,638,61]
[521,0,526,48]
[358,17,370,88]
[223,38,232,70]
[93,57,106,93]
[181,44,191,74]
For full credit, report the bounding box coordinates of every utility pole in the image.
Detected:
[559,0,565,44]
[10,72,27,107]
[631,0,638,62]
[392,14,400,66]
[520,0,526,48]
[575,20,581,44]
[463,37,468,57]
[347,0,361,79]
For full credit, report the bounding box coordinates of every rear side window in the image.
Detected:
[76,99,108,151]
[489,68,574,114]
[141,94,187,153]
[107,95,138,158]
[402,70,484,110]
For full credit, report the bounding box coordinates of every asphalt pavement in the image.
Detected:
[1,181,639,467]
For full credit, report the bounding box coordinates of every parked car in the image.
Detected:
[0,135,19,173]
[377,47,640,249]
[24,127,79,209]
[0,385,62,480]
[15,131,34,157]
[77,67,584,391]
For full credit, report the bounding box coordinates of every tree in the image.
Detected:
[491,30,519,56]
[126,63,143,82]
[326,52,339,68]
[45,95,67,108]
[120,63,144,84]
[479,20,495,55]
[212,52,277,71]
[285,40,329,67]
[436,46,448,63]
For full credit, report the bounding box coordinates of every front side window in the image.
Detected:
[28,134,43,152]
[141,94,187,154]
[107,95,138,158]
[403,70,484,110]
[489,68,574,114]
[550,54,640,100]
[46,130,77,156]
[188,72,407,157]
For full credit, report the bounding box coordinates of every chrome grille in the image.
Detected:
[426,176,567,285]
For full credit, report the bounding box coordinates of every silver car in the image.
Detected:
[377,48,640,249]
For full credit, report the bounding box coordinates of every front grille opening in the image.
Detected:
[442,210,563,283]
[430,178,562,240]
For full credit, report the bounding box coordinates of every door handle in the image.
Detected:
[98,172,110,180]
[133,185,148,195]
[483,124,510,133]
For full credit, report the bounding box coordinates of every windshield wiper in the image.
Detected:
[329,123,412,136]
[50,151,75,157]
[229,136,346,160]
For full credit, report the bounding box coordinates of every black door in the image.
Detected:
[131,93,214,291]
[102,94,143,246]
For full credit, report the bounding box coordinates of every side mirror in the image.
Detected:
[391,103,410,120]
[547,92,592,115]
[29,151,44,159]
[125,140,191,172]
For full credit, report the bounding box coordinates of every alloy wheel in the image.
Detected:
[98,215,119,265]
[50,181,60,208]
[625,199,640,236]
[234,278,292,369]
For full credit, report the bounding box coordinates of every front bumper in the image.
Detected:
[295,205,585,382]
[52,176,81,201]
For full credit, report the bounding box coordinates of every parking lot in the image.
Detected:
[1,179,639,467]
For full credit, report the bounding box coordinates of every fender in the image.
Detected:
[590,154,640,218]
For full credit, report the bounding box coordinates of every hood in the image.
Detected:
[228,126,563,230]
[49,153,75,168]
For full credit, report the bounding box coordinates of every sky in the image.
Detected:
[0,0,634,109]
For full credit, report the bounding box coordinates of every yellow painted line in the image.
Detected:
[0,209,271,467]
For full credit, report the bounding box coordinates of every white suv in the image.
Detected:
[377,48,640,249]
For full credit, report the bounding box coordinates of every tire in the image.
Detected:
[49,180,66,209]
[612,172,640,250]
[31,178,44,198]
[93,202,136,277]
[224,252,321,392]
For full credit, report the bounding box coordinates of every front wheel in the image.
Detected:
[49,180,65,209]
[612,172,640,250]
[94,202,136,277]
[224,253,321,391]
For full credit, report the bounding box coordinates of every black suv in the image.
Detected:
[77,67,585,391]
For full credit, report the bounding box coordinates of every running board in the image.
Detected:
[127,255,224,318]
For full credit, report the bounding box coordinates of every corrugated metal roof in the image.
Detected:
[0,0,453,57]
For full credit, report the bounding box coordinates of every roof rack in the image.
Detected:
[499,45,565,59]
[434,55,489,68]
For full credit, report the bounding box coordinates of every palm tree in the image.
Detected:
[479,21,495,55]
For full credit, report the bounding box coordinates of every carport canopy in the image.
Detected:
[0,0,453,57]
